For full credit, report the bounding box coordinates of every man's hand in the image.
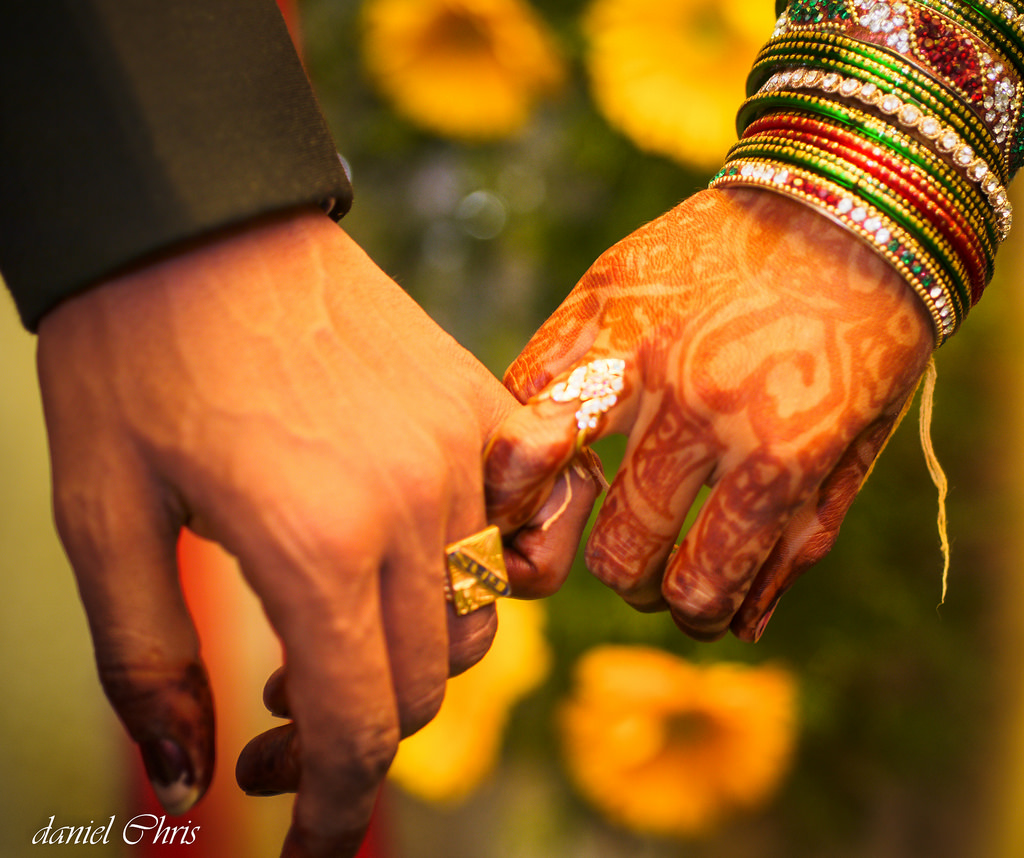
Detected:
[35,207,594,858]
[485,188,934,641]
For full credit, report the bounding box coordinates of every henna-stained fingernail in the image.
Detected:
[139,738,200,815]
[753,604,779,643]
[572,447,609,491]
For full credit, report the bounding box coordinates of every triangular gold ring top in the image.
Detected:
[444,525,510,615]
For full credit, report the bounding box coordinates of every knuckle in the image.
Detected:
[337,722,400,789]
[398,683,447,737]
[396,454,459,513]
[584,541,648,599]
[437,397,483,450]
[586,545,667,612]
[298,711,401,794]
[583,497,665,595]
[265,493,389,575]
[663,575,741,640]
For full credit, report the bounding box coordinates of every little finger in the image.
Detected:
[51,457,214,813]
[731,406,910,641]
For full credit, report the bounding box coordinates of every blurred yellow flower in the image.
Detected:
[388,598,550,804]
[361,0,564,140]
[583,0,774,169]
[559,646,798,838]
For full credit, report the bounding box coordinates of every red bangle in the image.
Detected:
[742,112,991,242]
[750,127,988,300]
[741,115,991,300]
[734,128,989,300]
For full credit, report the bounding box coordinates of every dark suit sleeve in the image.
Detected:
[0,0,352,330]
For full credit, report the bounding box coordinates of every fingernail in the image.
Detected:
[573,447,609,491]
[140,739,201,814]
[753,604,779,643]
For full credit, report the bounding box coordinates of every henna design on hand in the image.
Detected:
[488,187,934,639]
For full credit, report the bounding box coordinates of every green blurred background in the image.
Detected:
[4,0,1024,855]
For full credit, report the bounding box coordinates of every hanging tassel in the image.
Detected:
[918,358,951,606]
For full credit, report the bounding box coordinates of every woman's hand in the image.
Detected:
[35,207,594,858]
[485,188,934,642]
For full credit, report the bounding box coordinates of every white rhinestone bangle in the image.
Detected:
[760,67,1013,241]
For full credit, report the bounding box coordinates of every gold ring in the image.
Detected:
[444,525,510,615]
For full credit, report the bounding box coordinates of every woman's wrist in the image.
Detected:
[713,0,1024,345]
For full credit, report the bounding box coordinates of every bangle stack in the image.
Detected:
[710,0,1024,344]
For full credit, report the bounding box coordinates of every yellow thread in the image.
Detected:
[858,359,950,605]
[862,381,918,487]
[539,450,608,532]
[918,358,951,605]
[540,469,574,533]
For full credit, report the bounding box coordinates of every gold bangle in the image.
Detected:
[726,137,974,310]
[738,88,1006,247]
[740,110,996,264]
[711,158,959,341]
[758,67,1013,239]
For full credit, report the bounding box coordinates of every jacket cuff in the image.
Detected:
[0,0,351,330]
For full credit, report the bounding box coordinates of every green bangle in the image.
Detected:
[729,131,986,299]
[711,158,960,340]
[752,71,1010,244]
[763,4,1024,173]
[737,90,1002,247]
[725,138,973,313]
[965,0,1024,53]
[749,33,1006,175]
[737,117,996,274]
